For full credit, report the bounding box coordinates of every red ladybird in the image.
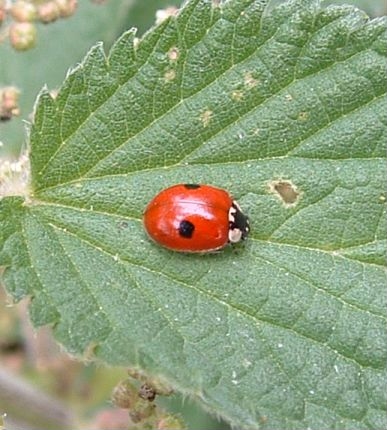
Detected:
[143,183,250,252]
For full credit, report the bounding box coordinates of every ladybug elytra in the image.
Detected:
[143,183,249,252]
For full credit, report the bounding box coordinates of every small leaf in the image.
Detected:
[1,0,386,428]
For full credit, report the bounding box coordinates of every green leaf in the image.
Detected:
[1,0,386,428]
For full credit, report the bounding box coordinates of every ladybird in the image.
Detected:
[143,183,250,252]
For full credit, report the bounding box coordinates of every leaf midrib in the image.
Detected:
[31,190,386,267]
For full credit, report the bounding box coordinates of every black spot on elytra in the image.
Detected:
[178,220,195,238]
[183,183,200,189]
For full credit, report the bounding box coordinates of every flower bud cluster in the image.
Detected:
[111,371,186,429]
[1,1,77,51]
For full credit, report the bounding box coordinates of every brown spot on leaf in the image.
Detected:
[244,72,259,89]
[298,111,308,121]
[164,69,176,82]
[232,90,244,101]
[200,109,213,127]
[168,47,179,61]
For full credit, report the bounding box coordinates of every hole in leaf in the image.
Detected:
[269,180,300,206]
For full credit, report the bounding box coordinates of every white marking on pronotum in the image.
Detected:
[228,201,248,243]
[228,205,237,223]
[229,228,243,243]
[232,200,242,211]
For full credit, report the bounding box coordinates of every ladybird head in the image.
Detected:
[228,201,250,243]
[183,183,201,189]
